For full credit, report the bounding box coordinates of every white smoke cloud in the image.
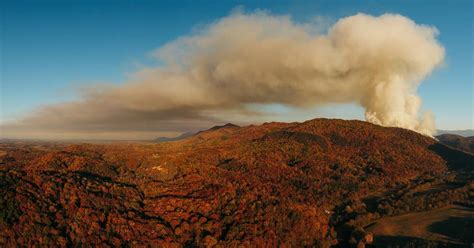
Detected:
[1,11,444,139]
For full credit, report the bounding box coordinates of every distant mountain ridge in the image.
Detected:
[154,123,240,142]
[436,129,474,137]
[207,123,240,131]
[154,132,195,142]
[436,134,474,154]
[155,127,474,142]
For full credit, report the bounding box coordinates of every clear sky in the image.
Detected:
[1,0,473,133]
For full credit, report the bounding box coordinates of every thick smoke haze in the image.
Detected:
[1,12,444,139]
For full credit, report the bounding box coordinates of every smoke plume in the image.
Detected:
[1,12,444,139]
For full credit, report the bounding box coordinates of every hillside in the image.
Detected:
[154,132,195,143]
[0,118,472,247]
[436,134,474,154]
[437,129,474,137]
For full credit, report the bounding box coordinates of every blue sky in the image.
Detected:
[1,0,473,130]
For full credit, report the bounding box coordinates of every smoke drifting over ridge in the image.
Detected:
[2,12,444,139]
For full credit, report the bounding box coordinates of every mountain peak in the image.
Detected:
[208,123,240,131]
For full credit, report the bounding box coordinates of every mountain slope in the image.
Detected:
[436,129,474,137]
[154,131,195,142]
[0,118,472,247]
[436,134,474,154]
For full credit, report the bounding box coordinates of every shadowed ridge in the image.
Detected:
[428,142,474,171]
[194,123,241,136]
[436,134,474,154]
[208,123,240,131]
[154,132,196,143]
[151,123,240,144]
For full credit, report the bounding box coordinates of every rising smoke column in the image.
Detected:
[1,12,444,139]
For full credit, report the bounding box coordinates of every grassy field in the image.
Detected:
[366,205,474,246]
